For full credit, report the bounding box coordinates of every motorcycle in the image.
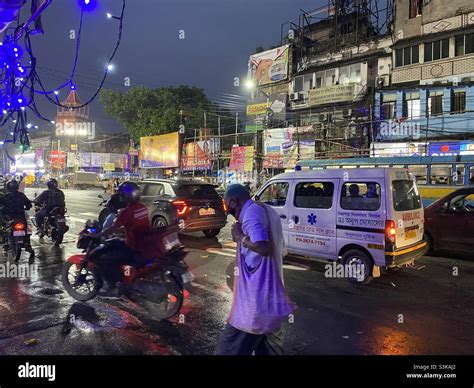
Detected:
[35,205,69,246]
[1,218,35,262]
[61,221,193,320]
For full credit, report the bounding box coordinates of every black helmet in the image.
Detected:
[47,178,58,190]
[117,181,141,204]
[6,179,19,192]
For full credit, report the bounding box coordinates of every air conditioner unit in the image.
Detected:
[289,92,302,101]
[342,109,352,118]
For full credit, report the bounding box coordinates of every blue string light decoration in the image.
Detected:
[0,0,126,161]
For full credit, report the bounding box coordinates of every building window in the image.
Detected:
[403,93,421,119]
[303,73,314,91]
[325,69,336,86]
[294,76,304,92]
[427,92,444,117]
[315,71,324,88]
[424,39,449,62]
[451,91,466,114]
[382,101,396,120]
[339,64,361,84]
[395,45,419,67]
[409,0,422,19]
[455,33,474,56]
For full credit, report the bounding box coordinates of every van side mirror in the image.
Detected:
[254,194,260,201]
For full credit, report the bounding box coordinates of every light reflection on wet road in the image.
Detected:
[0,188,472,355]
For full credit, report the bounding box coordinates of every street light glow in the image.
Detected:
[244,79,255,90]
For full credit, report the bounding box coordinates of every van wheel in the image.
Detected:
[341,249,373,285]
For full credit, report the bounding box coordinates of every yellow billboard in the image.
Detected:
[140,132,179,168]
[246,102,269,116]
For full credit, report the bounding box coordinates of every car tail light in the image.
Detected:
[13,222,26,231]
[173,200,188,216]
[385,220,396,245]
[222,199,227,212]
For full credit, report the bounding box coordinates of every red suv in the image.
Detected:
[139,179,227,238]
[424,188,474,256]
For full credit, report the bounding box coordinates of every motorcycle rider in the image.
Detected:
[92,181,151,298]
[34,178,66,234]
[0,180,35,260]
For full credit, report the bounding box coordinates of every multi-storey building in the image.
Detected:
[375,0,474,145]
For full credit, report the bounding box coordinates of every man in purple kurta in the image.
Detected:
[215,184,293,355]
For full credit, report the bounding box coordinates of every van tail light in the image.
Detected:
[385,220,397,245]
[173,200,188,216]
[222,199,227,213]
[13,222,26,231]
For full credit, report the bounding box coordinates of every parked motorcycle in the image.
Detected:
[62,221,193,320]
[35,205,69,246]
[1,218,35,262]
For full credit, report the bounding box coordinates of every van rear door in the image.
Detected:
[389,170,424,249]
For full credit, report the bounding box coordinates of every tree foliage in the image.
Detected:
[100,86,217,140]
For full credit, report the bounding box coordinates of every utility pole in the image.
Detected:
[235,112,239,145]
[217,116,221,175]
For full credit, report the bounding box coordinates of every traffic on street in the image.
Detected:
[0,187,471,356]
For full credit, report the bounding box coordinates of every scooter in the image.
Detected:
[34,205,69,246]
[2,217,35,262]
[62,222,193,320]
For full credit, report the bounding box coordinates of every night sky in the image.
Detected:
[26,0,325,134]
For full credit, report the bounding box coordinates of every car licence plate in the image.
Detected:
[405,229,417,239]
[181,271,194,284]
[199,208,215,216]
[13,231,26,237]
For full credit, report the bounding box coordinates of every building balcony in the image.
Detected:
[392,54,474,85]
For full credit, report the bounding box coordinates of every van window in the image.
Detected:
[294,182,334,209]
[392,180,422,211]
[259,182,289,206]
[340,182,381,211]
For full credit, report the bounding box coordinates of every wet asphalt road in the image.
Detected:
[0,188,472,355]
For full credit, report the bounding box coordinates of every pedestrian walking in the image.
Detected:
[216,184,294,355]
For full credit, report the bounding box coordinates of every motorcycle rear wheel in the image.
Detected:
[133,271,183,320]
[62,262,100,301]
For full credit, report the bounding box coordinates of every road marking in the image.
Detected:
[283,264,308,271]
[80,212,100,218]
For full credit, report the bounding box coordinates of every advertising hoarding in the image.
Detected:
[248,45,290,86]
[140,132,179,169]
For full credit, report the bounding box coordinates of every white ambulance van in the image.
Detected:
[254,168,427,284]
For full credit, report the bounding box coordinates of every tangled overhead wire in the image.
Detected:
[0,0,126,162]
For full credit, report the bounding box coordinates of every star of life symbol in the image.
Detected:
[307,213,317,225]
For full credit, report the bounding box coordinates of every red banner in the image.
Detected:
[229,146,254,171]
[50,150,66,170]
